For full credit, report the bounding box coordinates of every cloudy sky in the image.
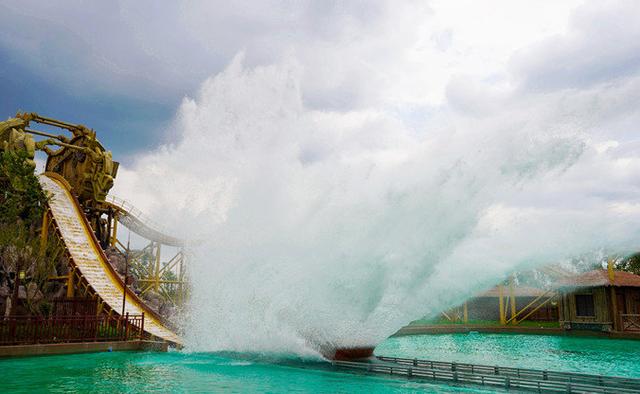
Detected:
[4,0,640,350]
[2,1,637,161]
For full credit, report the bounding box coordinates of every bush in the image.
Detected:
[0,151,60,316]
[0,151,47,228]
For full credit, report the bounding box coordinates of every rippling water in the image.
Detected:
[0,350,486,393]
[377,333,640,378]
[2,334,639,392]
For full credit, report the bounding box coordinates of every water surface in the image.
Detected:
[0,350,486,393]
[3,333,640,392]
[377,333,640,378]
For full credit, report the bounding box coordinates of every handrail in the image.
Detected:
[106,195,168,233]
[0,314,145,345]
[105,194,187,247]
[334,359,640,393]
[375,355,640,388]
[333,356,640,393]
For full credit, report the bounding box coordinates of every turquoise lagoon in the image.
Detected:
[3,333,640,393]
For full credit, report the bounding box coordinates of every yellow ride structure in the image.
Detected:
[0,112,186,345]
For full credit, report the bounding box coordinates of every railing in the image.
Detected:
[106,195,167,233]
[366,356,640,392]
[0,313,145,345]
[621,314,640,331]
[106,195,187,247]
[333,356,640,393]
[53,298,98,316]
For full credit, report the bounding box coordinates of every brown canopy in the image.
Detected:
[555,269,640,288]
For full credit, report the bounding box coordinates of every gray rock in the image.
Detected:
[143,290,163,312]
[105,248,127,275]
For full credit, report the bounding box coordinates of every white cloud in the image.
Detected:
[510,0,640,91]
[0,0,581,109]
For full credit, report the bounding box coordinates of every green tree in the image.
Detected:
[0,151,58,316]
[0,151,47,228]
[618,253,640,276]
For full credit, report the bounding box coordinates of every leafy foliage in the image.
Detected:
[0,151,47,228]
[0,151,62,316]
[618,253,640,276]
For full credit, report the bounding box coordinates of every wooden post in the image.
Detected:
[499,284,506,325]
[110,213,118,247]
[39,210,49,254]
[608,259,620,331]
[154,242,162,292]
[176,250,186,306]
[608,258,615,283]
[611,286,619,331]
[66,268,75,298]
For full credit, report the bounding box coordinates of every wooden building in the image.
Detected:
[440,284,558,325]
[556,269,640,332]
[467,286,558,322]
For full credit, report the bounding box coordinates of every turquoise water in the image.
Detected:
[377,333,640,378]
[0,350,487,393]
[2,333,640,392]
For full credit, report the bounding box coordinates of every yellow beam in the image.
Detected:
[509,275,517,325]
[48,275,71,281]
[39,209,49,254]
[608,258,615,283]
[178,252,185,305]
[66,268,75,298]
[157,252,182,277]
[515,295,555,323]
[498,284,506,325]
[110,214,118,247]
[506,289,554,325]
[154,242,162,292]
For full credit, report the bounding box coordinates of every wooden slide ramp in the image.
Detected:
[39,174,181,345]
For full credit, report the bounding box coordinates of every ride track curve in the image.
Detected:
[39,172,181,345]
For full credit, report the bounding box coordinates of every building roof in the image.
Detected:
[479,285,552,298]
[555,269,640,288]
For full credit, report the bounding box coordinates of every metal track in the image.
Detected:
[40,174,181,345]
[332,356,640,393]
[106,195,187,247]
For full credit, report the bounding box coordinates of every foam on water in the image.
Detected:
[114,55,640,356]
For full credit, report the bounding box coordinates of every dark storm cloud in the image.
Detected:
[0,0,412,156]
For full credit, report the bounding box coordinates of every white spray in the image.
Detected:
[114,55,640,356]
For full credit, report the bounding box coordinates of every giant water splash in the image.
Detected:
[114,55,640,356]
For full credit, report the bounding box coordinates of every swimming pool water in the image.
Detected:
[0,351,486,393]
[2,333,639,392]
[376,333,640,378]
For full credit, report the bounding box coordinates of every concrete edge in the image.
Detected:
[393,324,640,340]
[0,340,168,358]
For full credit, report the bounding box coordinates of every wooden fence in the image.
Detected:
[0,313,145,345]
